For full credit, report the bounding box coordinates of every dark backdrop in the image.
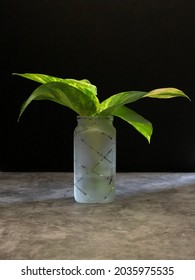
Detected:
[1,0,195,172]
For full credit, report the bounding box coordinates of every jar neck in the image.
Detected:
[77,116,113,126]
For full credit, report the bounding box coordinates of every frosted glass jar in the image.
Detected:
[74,116,116,203]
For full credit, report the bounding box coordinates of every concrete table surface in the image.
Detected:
[0,172,195,260]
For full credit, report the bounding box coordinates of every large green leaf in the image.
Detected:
[144,87,190,100]
[13,72,64,84]
[99,91,147,115]
[13,73,97,96]
[113,106,153,143]
[99,87,190,116]
[18,82,99,120]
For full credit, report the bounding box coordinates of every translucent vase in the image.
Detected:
[74,116,116,203]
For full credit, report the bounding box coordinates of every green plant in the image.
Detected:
[13,73,190,142]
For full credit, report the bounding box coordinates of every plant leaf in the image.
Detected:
[99,91,147,115]
[13,72,64,84]
[18,82,99,120]
[99,87,190,116]
[65,78,97,96]
[144,87,190,100]
[113,106,153,143]
[13,73,97,96]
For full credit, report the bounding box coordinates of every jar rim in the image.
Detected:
[77,116,113,120]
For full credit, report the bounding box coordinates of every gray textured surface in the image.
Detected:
[0,172,195,259]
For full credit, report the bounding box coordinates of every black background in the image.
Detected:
[1,0,195,172]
